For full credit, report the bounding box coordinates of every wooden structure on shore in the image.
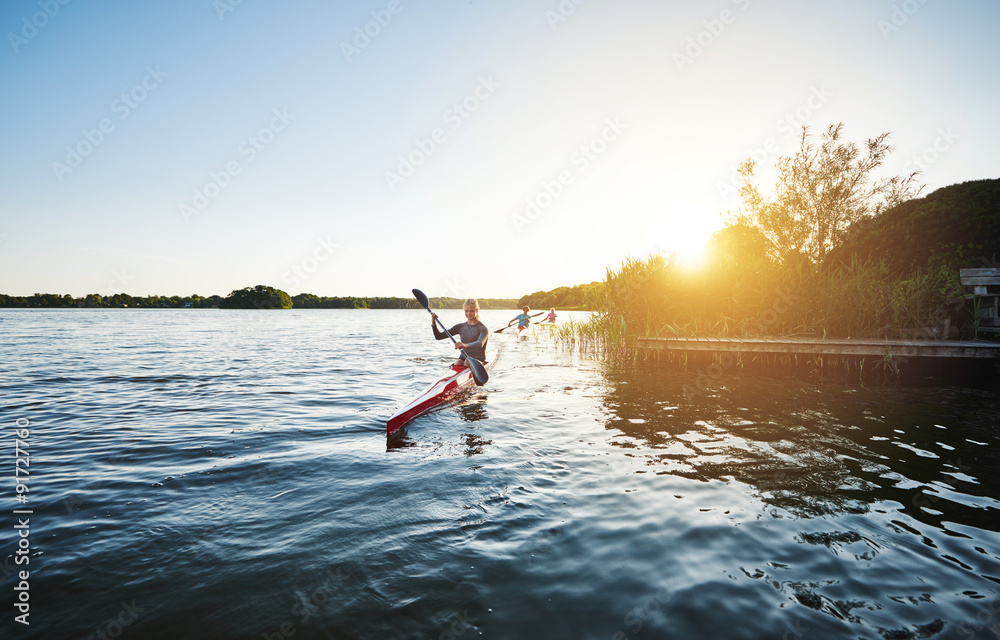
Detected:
[636,337,1000,387]
[631,268,1000,385]
[636,336,1000,360]
[960,267,1000,337]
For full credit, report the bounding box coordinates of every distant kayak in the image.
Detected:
[387,349,497,437]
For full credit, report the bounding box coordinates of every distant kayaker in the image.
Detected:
[510,306,532,333]
[544,308,557,323]
[431,298,489,366]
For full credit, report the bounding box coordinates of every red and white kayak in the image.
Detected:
[387,350,497,437]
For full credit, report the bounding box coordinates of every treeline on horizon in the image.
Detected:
[0,291,521,310]
[517,282,604,311]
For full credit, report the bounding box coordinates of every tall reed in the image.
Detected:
[553,248,965,357]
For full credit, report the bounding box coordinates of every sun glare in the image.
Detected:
[676,240,709,269]
[647,207,722,271]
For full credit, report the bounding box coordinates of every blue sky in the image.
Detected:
[1,0,998,298]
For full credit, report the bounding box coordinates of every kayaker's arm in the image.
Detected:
[432,322,464,341]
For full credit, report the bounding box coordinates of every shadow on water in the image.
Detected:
[587,358,1000,636]
[599,360,1000,525]
[385,393,493,455]
[455,393,489,423]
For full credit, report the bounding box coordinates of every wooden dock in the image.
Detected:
[636,337,1000,359]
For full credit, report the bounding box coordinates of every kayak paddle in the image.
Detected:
[412,289,489,386]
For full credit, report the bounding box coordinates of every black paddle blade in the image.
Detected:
[412,288,430,311]
[466,355,489,386]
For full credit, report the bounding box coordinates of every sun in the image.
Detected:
[676,239,709,269]
[647,209,721,270]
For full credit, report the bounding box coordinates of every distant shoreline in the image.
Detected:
[0,293,522,310]
[0,306,552,310]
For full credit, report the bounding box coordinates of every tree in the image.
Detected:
[734,123,922,263]
[827,178,1000,276]
[219,285,292,309]
[108,293,134,307]
[705,223,774,270]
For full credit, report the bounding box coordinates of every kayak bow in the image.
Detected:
[387,350,497,437]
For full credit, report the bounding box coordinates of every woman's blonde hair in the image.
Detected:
[463,298,480,309]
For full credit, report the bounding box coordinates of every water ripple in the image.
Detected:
[1,309,998,639]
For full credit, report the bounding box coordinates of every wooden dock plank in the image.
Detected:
[959,268,1000,278]
[636,337,1000,359]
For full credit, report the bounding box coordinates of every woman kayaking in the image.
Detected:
[543,307,557,323]
[431,298,489,367]
[509,306,533,334]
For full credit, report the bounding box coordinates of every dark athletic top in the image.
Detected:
[433,321,489,362]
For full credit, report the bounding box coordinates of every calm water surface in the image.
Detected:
[2,309,999,639]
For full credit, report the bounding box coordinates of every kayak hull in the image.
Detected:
[387,350,496,437]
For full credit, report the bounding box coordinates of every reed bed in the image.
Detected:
[546,251,970,376]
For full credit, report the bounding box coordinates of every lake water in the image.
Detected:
[2,309,999,639]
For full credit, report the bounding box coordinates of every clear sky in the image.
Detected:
[1,0,998,299]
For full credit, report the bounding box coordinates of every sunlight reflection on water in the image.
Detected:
[1,309,998,639]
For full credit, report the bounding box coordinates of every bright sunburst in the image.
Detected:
[646,206,722,271]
